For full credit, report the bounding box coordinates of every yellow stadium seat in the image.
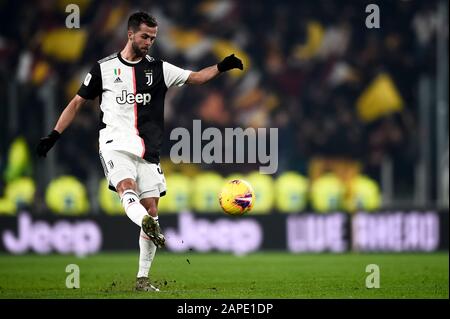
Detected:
[310,173,346,213]
[5,177,36,209]
[98,178,123,215]
[344,175,381,212]
[0,197,15,215]
[159,174,191,213]
[275,172,309,213]
[45,176,89,215]
[245,172,275,214]
[192,172,223,213]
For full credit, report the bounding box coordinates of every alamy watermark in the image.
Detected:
[65,4,80,29]
[66,264,80,288]
[365,264,380,288]
[170,120,278,174]
[365,4,380,29]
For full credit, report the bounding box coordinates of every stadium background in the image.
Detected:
[0,0,448,299]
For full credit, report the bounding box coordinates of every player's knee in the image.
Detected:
[117,178,137,196]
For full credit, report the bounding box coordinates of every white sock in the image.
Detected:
[121,190,147,227]
[137,229,156,278]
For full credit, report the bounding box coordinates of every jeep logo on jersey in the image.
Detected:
[116,90,151,105]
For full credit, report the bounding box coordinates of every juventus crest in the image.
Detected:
[145,71,153,86]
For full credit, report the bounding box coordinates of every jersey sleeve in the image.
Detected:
[162,61,192,88]
[77,63,102,100]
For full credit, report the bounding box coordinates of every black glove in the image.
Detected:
[36,130,60,157]
[217,54,244,72]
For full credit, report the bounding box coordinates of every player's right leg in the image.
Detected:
[99,150,148,228]
[116,178,150,228]
[140,197,165,248]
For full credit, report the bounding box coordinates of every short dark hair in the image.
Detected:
[128,12,157,32]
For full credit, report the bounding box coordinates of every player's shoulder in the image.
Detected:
[97,52,119,64]
[145,55,163,65]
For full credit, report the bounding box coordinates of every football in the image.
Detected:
[219,179,255,216]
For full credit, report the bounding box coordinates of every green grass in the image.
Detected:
[0,252,448,299]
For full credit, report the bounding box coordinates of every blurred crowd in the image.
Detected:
[0,0,442,212]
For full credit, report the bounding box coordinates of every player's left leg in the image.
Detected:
[134,160,166,291]
[135,197,162,291]
[138,197,165,268]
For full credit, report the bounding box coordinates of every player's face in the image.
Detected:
[130,24,157,57]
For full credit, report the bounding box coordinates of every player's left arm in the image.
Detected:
[186,54,243,85]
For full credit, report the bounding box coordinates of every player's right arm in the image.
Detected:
[54,95,87,134]
[36,95,86,157]
[37,63,102,157]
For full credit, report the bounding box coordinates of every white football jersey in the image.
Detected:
[78,52,191,163]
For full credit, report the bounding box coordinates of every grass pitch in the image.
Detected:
[0,252,447,299]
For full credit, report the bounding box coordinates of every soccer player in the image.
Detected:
[36,11,243,291]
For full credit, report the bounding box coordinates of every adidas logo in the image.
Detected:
[114,77,122,83]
